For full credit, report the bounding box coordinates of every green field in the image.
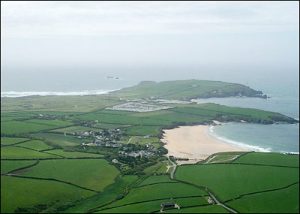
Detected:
[138,175,177,186]
[1,137,29,145]
[46,149,104,158]
[202,152,247,164]
[1,95,121,112]
[233,152,300,167]
[143,161,169,175]
[226,183,299,213]
[24,119,73,128]
[21,159,119,191]
[100,182,207,210]
[64,175,138,213]
[176,164,298,201]
[18,140,53,151]
[126,136,160,146]
[96,197,215,213]
[124,125,161,136]
[31,133,83,147]
[51,126,101,134]
[1,160,36,174]
[1,121,56,135]
[1,175,95,213]
[1,146,58,159]
[176,153,299,213]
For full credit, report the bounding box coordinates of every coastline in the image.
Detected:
[161,125,250,164]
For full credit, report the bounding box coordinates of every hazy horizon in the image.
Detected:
[1,1,299,92]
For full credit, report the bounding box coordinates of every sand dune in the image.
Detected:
[161,125,249,164]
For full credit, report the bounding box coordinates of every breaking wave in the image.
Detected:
[208,125,272,152]
[1,89,118,98]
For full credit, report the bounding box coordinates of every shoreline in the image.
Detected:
[161,125,250,164]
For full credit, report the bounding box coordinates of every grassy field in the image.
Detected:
[64,175,138,213]
[21,159,120,191]
[31,133,83,147]
[1,146,58,159]
[1,160,36,174]
[1,95,121,112]
[138,175,177,186]
[75,104,295,132]
[226,183,299,213]
[176,164,298,201]
[126,136,160,146]
[100,182,207,210]
[233,152,300,167]
[45,149,104,158]
[1,111,38,121]
[18,140,53,151]
[51,126,101,134]
[1,175,95,213]
[1,121,57,135]
[24,119,73,128]
[176,153,299,213]
[124,125,161,136]
[143,161,169,175]
[202,152,247,164]
[96,197,214,213]
[1,137,29,145]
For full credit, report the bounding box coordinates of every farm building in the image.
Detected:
[160,202,180,211]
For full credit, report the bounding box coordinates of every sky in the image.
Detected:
[1,1,299,91]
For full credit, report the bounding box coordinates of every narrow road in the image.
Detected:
[167,156,177,179]
[208,191,237,213]
[168,155,238,213]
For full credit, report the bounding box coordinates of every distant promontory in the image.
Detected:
[111,79,268,100]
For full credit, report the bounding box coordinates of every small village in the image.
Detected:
[74,128,158,160]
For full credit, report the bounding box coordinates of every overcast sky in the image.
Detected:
[1,1,299,91]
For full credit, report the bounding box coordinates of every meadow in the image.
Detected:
[21,159,119,191]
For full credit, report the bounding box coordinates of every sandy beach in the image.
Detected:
[161,125,249,164]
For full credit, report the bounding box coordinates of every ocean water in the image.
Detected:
[195,78,299,153]
[209,123,299,153]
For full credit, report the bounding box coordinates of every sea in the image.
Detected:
[1,66,299,153]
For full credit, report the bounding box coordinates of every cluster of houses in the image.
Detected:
[118,150,155,158]
[79,129,123,148]
[78,128,158,159]
[37,113,66,120]
[75,129,121,139]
